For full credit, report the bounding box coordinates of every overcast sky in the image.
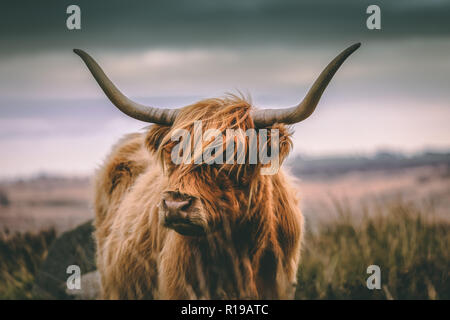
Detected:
[1,0,450,178]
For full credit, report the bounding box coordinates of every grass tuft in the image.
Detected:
[296,201,450,299]
[0,229,56,299]
[0,200,448,299]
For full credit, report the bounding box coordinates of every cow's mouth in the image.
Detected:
[163,218,206,236]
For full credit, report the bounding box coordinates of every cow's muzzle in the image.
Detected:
[159,191,206,236]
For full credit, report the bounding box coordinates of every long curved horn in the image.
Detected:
[251,43,361,127]
[73,49,179,125]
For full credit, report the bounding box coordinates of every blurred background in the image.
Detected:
[0,0,449,299]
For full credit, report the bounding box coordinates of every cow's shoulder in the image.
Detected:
[93,132,151,223]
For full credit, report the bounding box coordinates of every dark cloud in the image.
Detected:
[1,0,450,55]
[1,1,450,177]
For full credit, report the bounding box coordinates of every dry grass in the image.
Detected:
[0,229,56,299]
[296,201,450,299]
[0,200,448,299]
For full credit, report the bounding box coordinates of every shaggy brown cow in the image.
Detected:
[74,43,360,299]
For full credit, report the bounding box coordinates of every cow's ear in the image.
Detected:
[145,124,171,154]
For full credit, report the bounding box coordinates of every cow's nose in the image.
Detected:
[163,199,192,219]
[160,192,205,236]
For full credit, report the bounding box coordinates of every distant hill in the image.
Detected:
[287,151,450,178]
[2,151,450,183]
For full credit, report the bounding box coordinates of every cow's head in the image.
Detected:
[144,96,293,236]
[74,43,360,237]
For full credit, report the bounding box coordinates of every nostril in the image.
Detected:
[180,199,192,211]
[163,199,191,212]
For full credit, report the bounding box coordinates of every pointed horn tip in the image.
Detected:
[73,49,85,56]
[349,42,361,52]
[338,42,361,61]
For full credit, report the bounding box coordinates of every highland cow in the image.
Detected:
[74,43,360,299]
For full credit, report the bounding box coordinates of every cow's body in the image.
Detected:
[93,99,303,299]
[75,43,359,300]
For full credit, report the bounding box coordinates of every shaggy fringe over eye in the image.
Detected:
[157,94,250,179]
[155,93,293,183]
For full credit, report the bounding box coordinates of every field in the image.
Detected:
[296,200,449,299]
[0,153,449,299]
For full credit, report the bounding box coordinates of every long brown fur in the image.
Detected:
[94,95,303,299]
